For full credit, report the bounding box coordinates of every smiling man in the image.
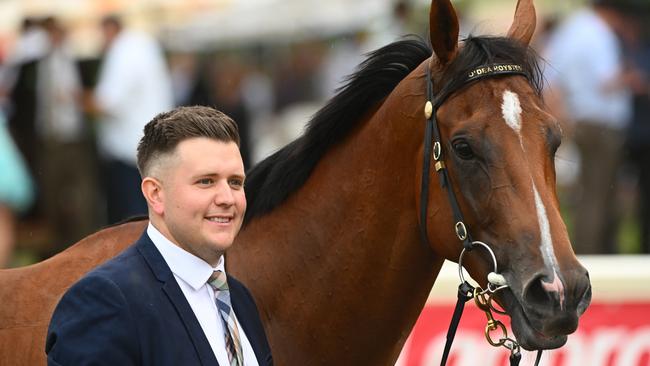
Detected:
[46,106,272,366]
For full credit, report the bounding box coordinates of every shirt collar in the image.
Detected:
[147,223,225,291]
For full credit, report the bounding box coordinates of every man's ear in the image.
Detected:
[141,177,164,216]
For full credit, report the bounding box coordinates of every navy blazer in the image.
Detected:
[46,232,273,366]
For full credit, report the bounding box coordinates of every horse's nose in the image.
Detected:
[522,267,591,335]
[523,273,567,315]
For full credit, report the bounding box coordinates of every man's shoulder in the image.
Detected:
[71,234,154,292]
[89,241,143,277]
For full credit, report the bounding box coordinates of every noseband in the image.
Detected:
[418,61,543,365]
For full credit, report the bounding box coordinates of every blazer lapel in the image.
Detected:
[137,234,219,366]
[162,281,220,366]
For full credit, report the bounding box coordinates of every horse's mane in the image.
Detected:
[244,35,543,223]
[243,37,432,222]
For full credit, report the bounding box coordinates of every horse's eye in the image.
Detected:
[453,140,474,160]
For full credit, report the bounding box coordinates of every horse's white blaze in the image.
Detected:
[501,90,523,137]
[533,186,565,309]
[502,90,566,308]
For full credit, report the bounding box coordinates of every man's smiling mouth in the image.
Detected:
[206,216,233,223]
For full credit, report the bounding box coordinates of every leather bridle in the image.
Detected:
[418,60,543,366]
[418,61,528,251]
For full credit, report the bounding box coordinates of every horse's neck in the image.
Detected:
[0,220,146,330]
[230,68,444,365]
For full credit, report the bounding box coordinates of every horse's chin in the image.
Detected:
[500,290,568,351]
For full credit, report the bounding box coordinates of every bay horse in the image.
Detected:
[0,0,592,364]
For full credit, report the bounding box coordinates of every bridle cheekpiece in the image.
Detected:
[417,60,543,366]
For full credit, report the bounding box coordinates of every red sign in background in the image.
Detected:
[398,302,650,366]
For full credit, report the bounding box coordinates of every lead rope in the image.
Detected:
[514,349,543,366]
[440,282,543,366]
[439,282,474,365]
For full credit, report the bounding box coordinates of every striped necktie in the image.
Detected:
[209,270,243,366]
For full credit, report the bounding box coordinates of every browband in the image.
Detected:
[465,63,528,82]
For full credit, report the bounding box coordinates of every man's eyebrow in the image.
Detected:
[191,173,247,179]
[191,172,217,179]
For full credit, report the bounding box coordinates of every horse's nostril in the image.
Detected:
[523,273,567,315]
[523,275,553,311]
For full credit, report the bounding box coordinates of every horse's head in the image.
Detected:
[421,0,591,351]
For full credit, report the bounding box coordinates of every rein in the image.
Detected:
[418,61,543,365]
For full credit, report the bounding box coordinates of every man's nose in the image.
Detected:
[214,181,235,206]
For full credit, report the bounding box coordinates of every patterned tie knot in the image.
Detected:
[209,270,229,292]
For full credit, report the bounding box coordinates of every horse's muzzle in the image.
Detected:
[502,266,592,350]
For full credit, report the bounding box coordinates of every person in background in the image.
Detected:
[36,17,98,253]
[0,17,49,114]
[543,0,634,254]
[0,111,34,267]
[1,18,49,214]
[189,57,253,169]
[46,105,272,365]
[363,0,412,53]
[624,12,650,254]
[317,32,364,101]
[87,15,173,224]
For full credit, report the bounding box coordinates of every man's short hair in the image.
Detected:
[136,105,240,177]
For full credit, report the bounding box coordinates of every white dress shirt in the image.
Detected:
[147,223,260,366]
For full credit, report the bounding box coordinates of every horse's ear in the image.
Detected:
[506,0,537,45]
[429,0,459,66]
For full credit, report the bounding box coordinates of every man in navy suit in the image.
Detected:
[46,106,272,365]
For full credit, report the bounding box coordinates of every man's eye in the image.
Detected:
[197,178,213,185]
[229,179,244,189]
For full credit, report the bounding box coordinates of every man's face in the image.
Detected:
[156,138,246,265]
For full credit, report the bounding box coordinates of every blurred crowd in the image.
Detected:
[541,0,650,255]
[0,2,414,268]
[0,0,649,268]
